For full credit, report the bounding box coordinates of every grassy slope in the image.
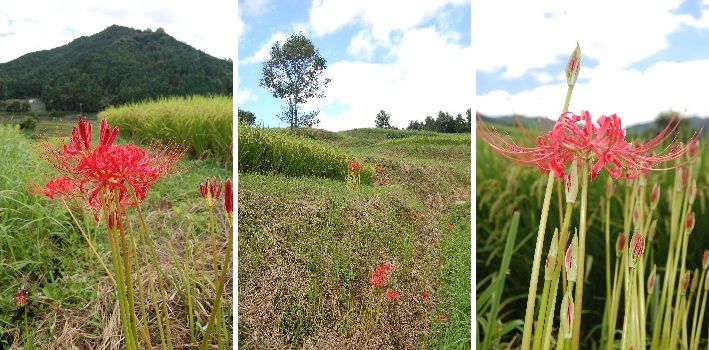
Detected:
[0,119,232,348]
[238,128,471,349]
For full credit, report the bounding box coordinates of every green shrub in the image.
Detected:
[238,125,374,184]
[102,95,232,163]
[19,116,38,130]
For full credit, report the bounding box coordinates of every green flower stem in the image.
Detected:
[604,196,612,318]
[200,220,233,350]
[531,279,551,350]
[540,203,574,350]
[606,255,624,350]
[126,218,152,349]
[689,269,706,350]
[690,285,707,350]
[570,160,589,350]
[520,172,555,350]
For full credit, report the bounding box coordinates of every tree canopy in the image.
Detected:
[375,110,393,129]
[407,108,472,133]
[260,33,331,128]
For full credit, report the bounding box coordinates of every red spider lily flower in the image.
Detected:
[630,230,645,266]
[224,178,233,215]
[107,212,123,229]
[421,290,431,299]
[647,265,657,294]
[565,234,578,282]
[616,232,626,257]
[686,212,695,232]
[14,288,28,307]
[385,289,401,300]
[560,292,574,339]
[348,160,362,174]
[478,111,700,180]
[369,262,393,287]
[98,118,119,147]
[702,250,709,270]
[199,177,222,207]
[41,176,79,199]
[650,183,660,210]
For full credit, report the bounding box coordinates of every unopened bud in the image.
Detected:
[688,180,697,205]
[650,183,660,210]
[681,271,690,294]
[616,232,626,257]
[565,162,579,203]
[632,207,640,229]
[647,265,657,294]
[630,230,645,268]
[565,232,578,282]
[690,270,699,294]
[686,212,695,233]
[560,292,574,339]
[702,250,708,270]
[648,219,657,243]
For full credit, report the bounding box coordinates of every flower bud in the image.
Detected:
[650,183,660,210]
[616,232,626,257]
[681,271,690,295]
[688,180,697,205]
[632,207,640,229]
[560,292,574,339]
[686,212,695,233]
[648,219,657,243]
[545,229,560,281]
[702,249,708,270]
[690,270,699,295]
[647,265,657,294]
[565,161,579,203]
[565,232,578,282]
[566,43,581,86]
[704,270,709,291]
[630,230,645,268]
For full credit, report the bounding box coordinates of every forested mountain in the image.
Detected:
[0,25,232,111]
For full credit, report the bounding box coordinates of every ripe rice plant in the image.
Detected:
[238,124,375,184]
[101,95,232,163]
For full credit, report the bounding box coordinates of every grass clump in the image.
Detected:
[238,125,375,184]
[102,95,232,163]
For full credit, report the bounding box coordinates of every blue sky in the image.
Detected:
[238,0,471,131]
[0,1,234,63]
[475,0,709,126]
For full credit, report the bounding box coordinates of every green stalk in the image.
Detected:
[520,172,555,350]
[200,222,233,350]
[62,199,115,286]
[690,284,707,350]
[167,242,196,343]
[570,161,589,350]
[540,203,574,350]
[126,217,152,349]
[606,255,623,350]
[117,219,142,347]
[604,196,612,317]
[531,279,551,350]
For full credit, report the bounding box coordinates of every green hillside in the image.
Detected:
[0,25,232,111]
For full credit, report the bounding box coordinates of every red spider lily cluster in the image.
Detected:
[39,118,186,217]
[198,177,233,215]
[478,111,700,180]
[385,289,401,300]
[369,262,393,287]
[348,160,362,175]
[14,288,28,307]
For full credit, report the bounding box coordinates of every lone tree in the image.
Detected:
[375,110,392,128]
[260,33,331,128]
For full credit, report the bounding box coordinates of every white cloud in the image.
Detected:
[318,26,472,131]
[240,31,288,64]
[0,1,235,63]
[237,88,258,104]
[241,0,273,16]
[474,0,691,78]
[309,0,467,41]
[347,30,376,59]
[531,71,554,84]
[477,59,709,126]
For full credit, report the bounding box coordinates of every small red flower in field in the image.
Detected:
[421,290,431,299]
[41,176,79,199]
[616,232,626,257]
[685,212,695,232]
[348,160,361,174]
[447,223,455,231]
[369,262,393,287]
[702,250,709,270]
[224,178,233,215]
[14,287,28,307]
[385,289,401,300]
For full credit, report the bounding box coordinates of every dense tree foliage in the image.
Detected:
[260,33,330,128]
[375,109,393,129]
[0,25,232,112]
[407,108,471,133]
[238,109,256,126]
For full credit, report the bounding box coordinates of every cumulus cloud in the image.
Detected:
[318,26,472,131]
[0,1,235,63]
[240,31,288,64]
